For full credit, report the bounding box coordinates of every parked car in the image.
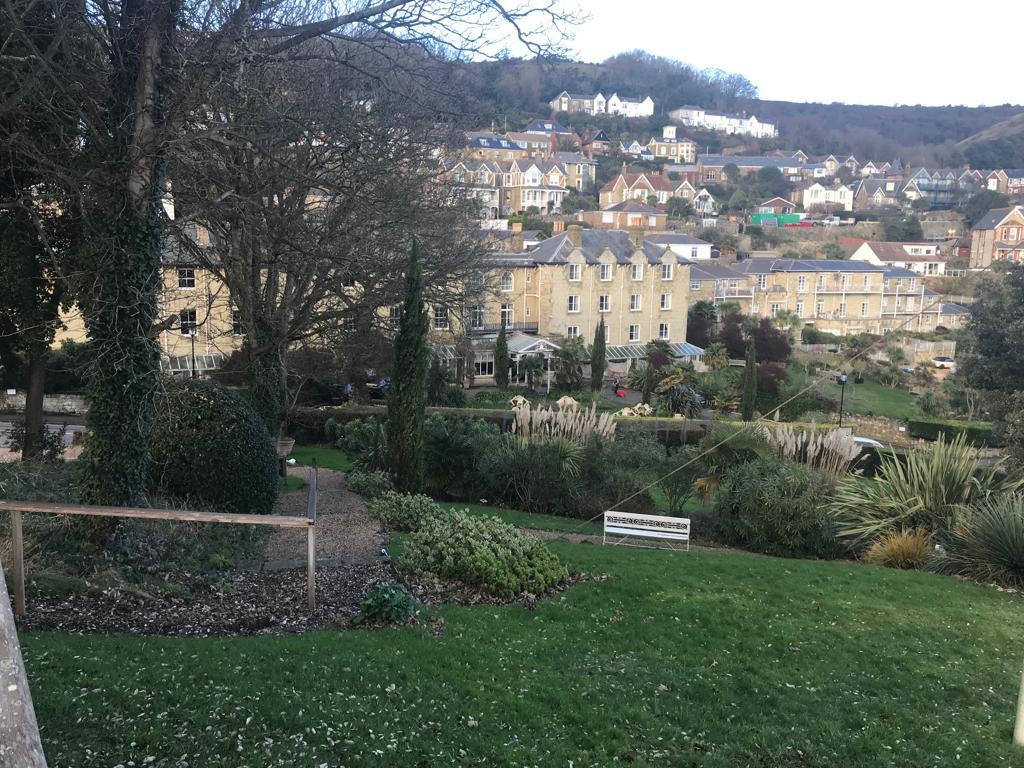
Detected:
[932,356,956,369]
[853,436,884,448]
[366,377,391,399]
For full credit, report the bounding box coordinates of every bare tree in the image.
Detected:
[0,0,576,504]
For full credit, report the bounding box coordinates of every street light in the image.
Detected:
[189,330,197,380]
[837,371,848,427]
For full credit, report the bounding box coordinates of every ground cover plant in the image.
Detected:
[21,543,1024,767]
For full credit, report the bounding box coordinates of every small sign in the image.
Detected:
[5,389,15,396]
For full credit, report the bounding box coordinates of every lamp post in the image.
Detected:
[837,371,848,427]
[189,331,197,379]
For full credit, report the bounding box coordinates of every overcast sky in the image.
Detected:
[564,0,1015,107]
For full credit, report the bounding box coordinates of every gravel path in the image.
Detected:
[265,466,383,565]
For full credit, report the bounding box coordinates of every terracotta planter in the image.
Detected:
[276,438,296,458]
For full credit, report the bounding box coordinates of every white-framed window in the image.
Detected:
[648,216,658,227]
[629,294,642,311]
[433,307,449,330]
[566,325,580,338]
[599,264,613,281]
[500,303,514,328]
[474,359,494,377]
[470,306,484,329]
[861,301,869,317]
[660,293,671,310]
[863,275,871,289]
[500,272,513,292]
[567,295,580,313]
[758,274,767,290]
[691,247,699,258]
[770,303,781,317]
[908,278,916,289]
[817,275,826,290]
[816,300,825,316]
[602,212,613,224]
[568,263,581,281]
[658,322,670,340]
[179,308,197,336]
[690,279,701,290]
[840,274,849,289]
[525,305,531,317]
[906,296,915,310]
[231,309,244,336]
[631,263,644,281]
[661,263,673,281]
[729,279,738,289]
[598,295,610,313]
[838,302,846,319]
[628,324,640,342]
[797,275,807,292]
[177,268,196,289]
[796,300,805,318]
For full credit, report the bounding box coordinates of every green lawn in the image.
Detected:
[289,443,353,472]
[443,501,605,535]
[22,544,1024,766]
[821,378,919,421]
[279,475,305,491]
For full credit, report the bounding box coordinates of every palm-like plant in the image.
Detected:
[702,342,729,371]
[656,369,702,417]
[938,495,1024,588]
[628,362,668,405]
[832,434,1024,547]
[518,354,544,390]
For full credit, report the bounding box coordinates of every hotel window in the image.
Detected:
[658,323,670,340]
[690,279,701,290]
[839,302,846,319]
[598,295,610,313]
[474,359,494,377]
[661,263,673,281]
[796,300,805,318]
[629,294,641,311]
[631,263,644,281]
[567,295,580,313]
[840,274,848,289]
[433,307,449,330]
[599,264,612,281]
[770,303,781,317]
[817,275,826,290]
[177,268,195,289]
[908,278,916,289]
[628,324,640,342]
[729,279,738,289]
[861,301,869,318]
[500,303,514,328]
[816,300,825,316]
[758,274,767,290]
[797,275,807,292]
[660,293,671,310]
[568,263,581,281]
[179,309,197,336]
[469,306,484,329]
[500,272,513,292]
[863,275,871,289]
[231,309,244,336]
[566,325,580,338]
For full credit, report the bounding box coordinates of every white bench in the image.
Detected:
[603,511,690,551]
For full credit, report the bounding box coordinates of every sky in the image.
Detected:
[563,0,1015,107]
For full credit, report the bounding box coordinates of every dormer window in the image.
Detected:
[599,264,613,281]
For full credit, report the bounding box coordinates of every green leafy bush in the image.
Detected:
[402,511,567,597]
[713,458,840,559]
[358,581,420,624]
[423,415,502,496]
[368,491,446,531]
[938,496,1024,588]
[149,379,278,514]
[326,417,388,470]
[345,470,394,499]
[906,419,996,446]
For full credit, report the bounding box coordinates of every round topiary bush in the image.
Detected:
[401,511,568,597]
[149,379,279,514]
[368,491,446,531]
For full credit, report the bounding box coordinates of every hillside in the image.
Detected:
[450,52,1024,166]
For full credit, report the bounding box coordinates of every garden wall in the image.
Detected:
[0,393,88,415]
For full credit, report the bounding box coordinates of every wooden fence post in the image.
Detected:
[306,460,318,613]
[0,562,48,767]
[11,509,26,618]
[1014,664,1024,748]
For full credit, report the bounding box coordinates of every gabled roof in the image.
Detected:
[602,200,664,214]
[859,241,945,262]
[600,172,677,194]
[524,118,572,135]
[759,196,797,207]
[972,205,1024,231]
[644,233,711,247]
[529,229,675,266]
[466,132,524,151]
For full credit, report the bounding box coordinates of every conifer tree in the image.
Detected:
[740,338,757,422]
[494,325,510,389]
[590,318,607,392]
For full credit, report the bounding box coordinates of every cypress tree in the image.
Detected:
[590,318,606,392]
[388,241,430,493]
[494,325,510,389]
[740,338,757,422]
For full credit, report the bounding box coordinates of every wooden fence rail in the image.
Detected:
[1,462,319,619]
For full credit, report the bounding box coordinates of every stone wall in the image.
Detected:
[0,392,88,414]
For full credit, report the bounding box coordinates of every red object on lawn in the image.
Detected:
[616,388,627,398]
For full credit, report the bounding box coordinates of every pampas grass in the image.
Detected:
[512,402,616,445]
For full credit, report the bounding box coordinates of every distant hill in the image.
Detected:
[450,52,1024,167]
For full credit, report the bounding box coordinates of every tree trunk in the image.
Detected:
[20,346,47,461]
[0,565,48,767]
[249,341,286,439]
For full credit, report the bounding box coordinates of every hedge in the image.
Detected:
[906,419,997,447]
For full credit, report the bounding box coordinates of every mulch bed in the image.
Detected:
[17,561,391,637]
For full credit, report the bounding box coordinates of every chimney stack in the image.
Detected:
[567,224,583,248]
[628,227,645,248]
[511,221,523,233]
[552,219,566,234]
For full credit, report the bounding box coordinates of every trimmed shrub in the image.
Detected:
[149,379,278,514]
[368,491,446,531]
[402,511,567,597]
[327,417,389,470]
[713,458,841,559]
[863,529,934,570]
[423,415,502,497]
[346,470,394,499]
[358,581,420,624]
[938,496,1024,588]
[906,419,996,446]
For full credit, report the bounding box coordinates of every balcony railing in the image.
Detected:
[714,288,754,298]
[467,322,539,336]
